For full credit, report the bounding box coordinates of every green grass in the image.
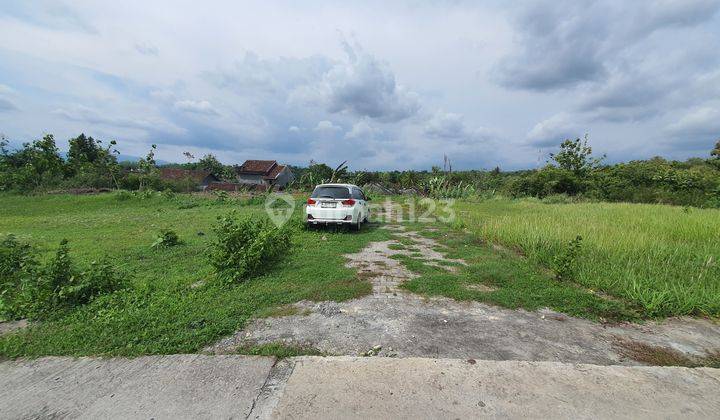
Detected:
[396,226,641,321]
[0,193,389,357]
[236,343,325,359]
[452,198,720,318]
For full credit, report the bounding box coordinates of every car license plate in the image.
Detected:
[321,202,337,208]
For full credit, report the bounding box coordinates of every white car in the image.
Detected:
[306,183,370,230]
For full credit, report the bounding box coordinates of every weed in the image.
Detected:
[151,229,182,248]
[552,235,583,281]
[0,237,125,320]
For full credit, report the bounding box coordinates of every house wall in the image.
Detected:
[274,167,295,188]
[237,173,266,185]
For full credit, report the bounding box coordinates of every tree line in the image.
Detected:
[1,133,719,208]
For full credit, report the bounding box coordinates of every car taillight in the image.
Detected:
[341,199,355,206]
[307,198,316,205]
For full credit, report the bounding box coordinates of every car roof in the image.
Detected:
[315,183,359,189]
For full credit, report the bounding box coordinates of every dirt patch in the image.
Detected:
[465,284,498,293]
[0,319,29,336]
[206,225,720,366]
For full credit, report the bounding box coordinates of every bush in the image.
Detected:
[0,237,125,320]
[209,214,292,283]
[151,229,182,248]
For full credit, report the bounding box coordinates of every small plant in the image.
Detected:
[114,190,134,201]
[209,213,292,283]
[151,229,182,248]
[552,235,583,281]
[214,190,229,202]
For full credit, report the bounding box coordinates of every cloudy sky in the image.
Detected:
[1,0,719,170]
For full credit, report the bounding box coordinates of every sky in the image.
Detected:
[1,0,719,170]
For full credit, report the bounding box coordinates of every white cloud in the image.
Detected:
[664,107,720,141]
[526,113,585,147]
[344,119,379,139]
[313,120,342,133]
[173,99,218,115]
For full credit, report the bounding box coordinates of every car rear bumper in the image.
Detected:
[306,207,357,223]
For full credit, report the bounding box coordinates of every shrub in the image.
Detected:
[151,229,182,248]
[0,237,125,320]
[209,214,292,283]
[552,235,583,281]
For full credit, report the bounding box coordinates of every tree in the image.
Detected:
[137,144,158,190]
[550,135,605,176]
[198,154,230,179]
[712,140,720,159]
[67,133,101,172]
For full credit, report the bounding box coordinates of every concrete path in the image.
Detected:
[2,355,719,419]
[206,224,720,366]
[0,354,274,419]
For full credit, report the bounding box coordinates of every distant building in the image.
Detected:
[158,168,219,190]
[235,160,295,190]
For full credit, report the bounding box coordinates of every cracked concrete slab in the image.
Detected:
[0,355,274,419]
[206,225,720,365]
[269,357,720,420]
[3,355,718,419]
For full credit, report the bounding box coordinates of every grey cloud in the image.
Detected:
[207,53,332,96]
[52,105,186,136]
[424,111,496,144]
[322,40,421,122]
[495,0,720,92]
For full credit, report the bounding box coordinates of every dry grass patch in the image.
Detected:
[615,339,720,368]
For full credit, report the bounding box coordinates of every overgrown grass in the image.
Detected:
[0,193,389,357]
[397,225,641,321]
[452,199,720,318]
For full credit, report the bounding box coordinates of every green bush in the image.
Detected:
[209,214,292,283]
[0,237,125,320]
[151,229,182,248]
[552,235,583,281]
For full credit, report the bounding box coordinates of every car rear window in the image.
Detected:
[311,186,351,199]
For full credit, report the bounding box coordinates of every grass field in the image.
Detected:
[0,193,390,357]
[452,198,720,317]
[2,193,718,358]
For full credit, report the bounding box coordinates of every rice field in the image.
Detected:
[453,199,720,318]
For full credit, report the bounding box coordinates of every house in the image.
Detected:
[158,168,219,190]
[235,160,295,190]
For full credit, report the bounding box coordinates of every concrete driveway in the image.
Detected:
[2,355,719,419]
